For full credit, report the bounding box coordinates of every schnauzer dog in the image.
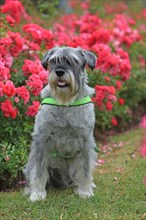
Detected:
[23,47,97,202]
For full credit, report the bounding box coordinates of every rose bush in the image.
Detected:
[0,0,145,188]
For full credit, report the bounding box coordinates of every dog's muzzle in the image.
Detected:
[55,68,69,88]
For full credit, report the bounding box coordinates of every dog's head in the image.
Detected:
[41,47,96,105]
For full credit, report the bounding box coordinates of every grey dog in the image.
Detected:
[23,47,97,202]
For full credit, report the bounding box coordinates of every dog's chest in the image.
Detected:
[41,104,94,131]
[36,105,95,160]
[38,104,95,142]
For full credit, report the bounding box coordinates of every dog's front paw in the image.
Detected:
[75,189,94,198]
[30,190,47,202]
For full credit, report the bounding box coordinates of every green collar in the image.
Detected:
[50,147,100,159]
[41,96,92,107]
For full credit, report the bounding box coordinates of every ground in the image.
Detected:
[0,128,145,220]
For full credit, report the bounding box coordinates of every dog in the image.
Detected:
[23,46,97,202]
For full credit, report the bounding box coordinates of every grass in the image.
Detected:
[0,128,145,220]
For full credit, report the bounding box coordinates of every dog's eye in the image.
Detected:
[50,58,56,64]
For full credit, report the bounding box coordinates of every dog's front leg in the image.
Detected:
[73,151,95,198]
[24,143,49,202]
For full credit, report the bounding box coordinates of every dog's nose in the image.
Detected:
[56,69,65,77]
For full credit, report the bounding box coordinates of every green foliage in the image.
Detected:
[0,112,33,144]
[122,42,146,110]
[37,0,59,19]
[20,0,60,24]
[0,139,29,188]
[122,70,146,109]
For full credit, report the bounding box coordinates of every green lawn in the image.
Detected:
[0,128,145,220]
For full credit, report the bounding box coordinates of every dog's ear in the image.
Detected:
[82,50,97,70]
[41,47,58,70]
[41,51,50,70]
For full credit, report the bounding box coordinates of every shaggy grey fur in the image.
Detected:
[23,47,97,201]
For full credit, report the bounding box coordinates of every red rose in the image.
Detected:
[111,117,118,126]
[106,101,113,111]
[118,98,125,105]
[6,15,15,26]
[26,101,40,117]
[116,80,122,90]
[3,80,16,97]
[16,86,30,104]
[1,99,18,119]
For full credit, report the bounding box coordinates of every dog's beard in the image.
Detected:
[49,70,79,105]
